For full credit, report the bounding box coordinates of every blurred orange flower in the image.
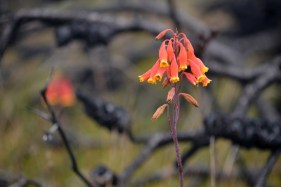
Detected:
[46,74,76,107]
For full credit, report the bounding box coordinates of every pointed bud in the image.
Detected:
[152,104,168,120]
[179,93,199,107]
[167,39,174,62]
[180,33,194,53]
[162,77,170,88]
[155,29,174,40]
[167,87,175,103]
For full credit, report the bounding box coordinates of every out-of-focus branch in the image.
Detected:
[208,60,265,81]
[255,150,281,187]
[119,130,209,186]
[233,56,281,116]
[255,97,280,123]
[0,8,165,60]
[132,163,264,187]
[224,28,281,55]
[0,3,242,68]
[40,88,93,187]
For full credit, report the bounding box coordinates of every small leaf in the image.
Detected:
[152,104,168,120]
[179,93,199,107]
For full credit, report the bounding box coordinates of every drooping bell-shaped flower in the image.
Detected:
[159,40,169,68]
[138,69,151,82]
[169,56,180,83]
[183,72,197,86]
[177,42,188,71]
[189,59,206,82]
[147,59,161,84]
[167,39,175,63]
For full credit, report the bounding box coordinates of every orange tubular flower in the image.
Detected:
[138,69,151,82]
[189,60,206,82]
[148,60,160,84]
[194,57,209,73]
[154,67,167,81]
[167,39,175,63]
[180,33,194,53]
[177,42,188,71]
[183,72,197,86]
[159,40,169,68]
[169,56,179,83]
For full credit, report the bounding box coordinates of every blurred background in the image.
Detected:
[0,0,281,186]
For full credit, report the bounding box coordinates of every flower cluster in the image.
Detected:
[138,29,211,87]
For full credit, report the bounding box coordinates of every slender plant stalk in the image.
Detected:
[168,84,184,187]
[40,89,93,187]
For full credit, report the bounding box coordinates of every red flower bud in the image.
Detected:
[155,29,174,40]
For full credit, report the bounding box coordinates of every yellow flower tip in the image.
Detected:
[148,78,157,84]
[202,67,209,73]
[170,77,180,83]
[179,65,187,71]
[197,75,206,82]
[138,76,145,82]
[160,60,169,68]
[203,79,212,87]
[154,74,162,81]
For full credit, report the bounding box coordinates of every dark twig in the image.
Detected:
[180,145,201,166]
[120,130,208,186]
[255,150,281,187]
[255,97,281,123]
[233,56,281,116]
[119,134,163,186]
[40,88,93,187]
[133,163,264,187]
[236,156,255,186]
